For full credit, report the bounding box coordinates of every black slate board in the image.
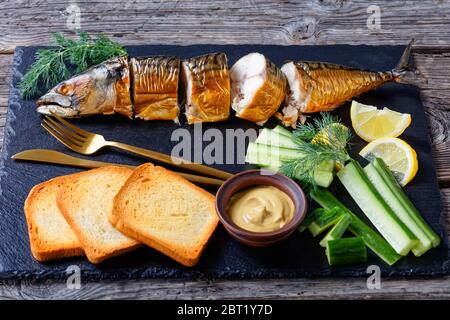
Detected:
[0,45,449,280]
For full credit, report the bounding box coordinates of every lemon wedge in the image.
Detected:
[350,101,412,142]
[359,137,418,186]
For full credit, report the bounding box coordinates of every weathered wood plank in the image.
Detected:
[0,55,12,107]
[1,275,450,300]
[0,54,12,147]
[415,52,450,112]
[412,52,450,185]
[1,0,450,53]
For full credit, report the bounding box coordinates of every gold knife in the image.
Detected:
[12,149,225,186]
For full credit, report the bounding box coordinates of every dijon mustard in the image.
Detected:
[227,185,295,233]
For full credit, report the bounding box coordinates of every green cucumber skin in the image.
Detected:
[320,214,352,247]
[326,237,367,266]
[299,208,323,233]
[310,188,401,265]
[308,207,344,237]
[372,158,441,250]
[315,207,344,228]
[365,161,434,256]
[308,222,324,237]
[272,125,293,137]
[255,128,297,149]
[337,160,417,256]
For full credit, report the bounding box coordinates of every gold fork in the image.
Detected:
[41,113,233,180]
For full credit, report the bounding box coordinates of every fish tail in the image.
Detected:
[391,39,427,86]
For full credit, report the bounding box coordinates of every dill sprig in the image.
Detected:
[293,113,342,142]
[280,113,352,188]
[19,32,127,99]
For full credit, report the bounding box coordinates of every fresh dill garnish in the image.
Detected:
[280,113,352,188]
[19,32,127,99]
[293,113,342,142]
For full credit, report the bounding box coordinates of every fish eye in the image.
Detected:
[57,83,74,96]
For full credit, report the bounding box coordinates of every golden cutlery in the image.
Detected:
[12,149,225,186]
[41,113,233,180]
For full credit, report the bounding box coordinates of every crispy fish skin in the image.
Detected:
[182,53,230,124]
[298,62,393,112]
[131,56,180,121]
[278,62,393,127]
[278,40,419,127]
[230,53,286,125]
[36,56,132,118]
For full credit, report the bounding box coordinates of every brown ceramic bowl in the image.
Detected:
[215,169,307,247]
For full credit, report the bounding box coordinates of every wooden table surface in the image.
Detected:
[0,0,449,299]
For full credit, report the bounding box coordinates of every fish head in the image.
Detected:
[36,56,131,118]
[36,73,98,117]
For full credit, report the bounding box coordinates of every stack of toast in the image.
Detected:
[24,164,219,266]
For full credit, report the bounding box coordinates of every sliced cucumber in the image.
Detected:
[337,160,417,256]
[365,161,431,256]
[310,187,401,265]
[255,128,297,149]
[298,209,319,233]
[320,214,351,247]
[308,206,344,237]
[326,237,367,266]
[246,142,334,187]
[370,158,440,253]
[246,143,302,161]
[272,125,293,137]
[314,206,344,227]
[245,142,300,167]
[312,170,334,188]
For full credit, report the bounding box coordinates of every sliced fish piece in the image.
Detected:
[277,40,420,127]
[131,56,180,121]
[230,53,286,125]
[182,53,230,124]
[36,56,132,118]
[278,61,395,127]
[277,61,308,127]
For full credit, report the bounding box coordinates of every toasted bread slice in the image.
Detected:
[111,163,219,267]
[24,175,84,262]
[57,166,140,263]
